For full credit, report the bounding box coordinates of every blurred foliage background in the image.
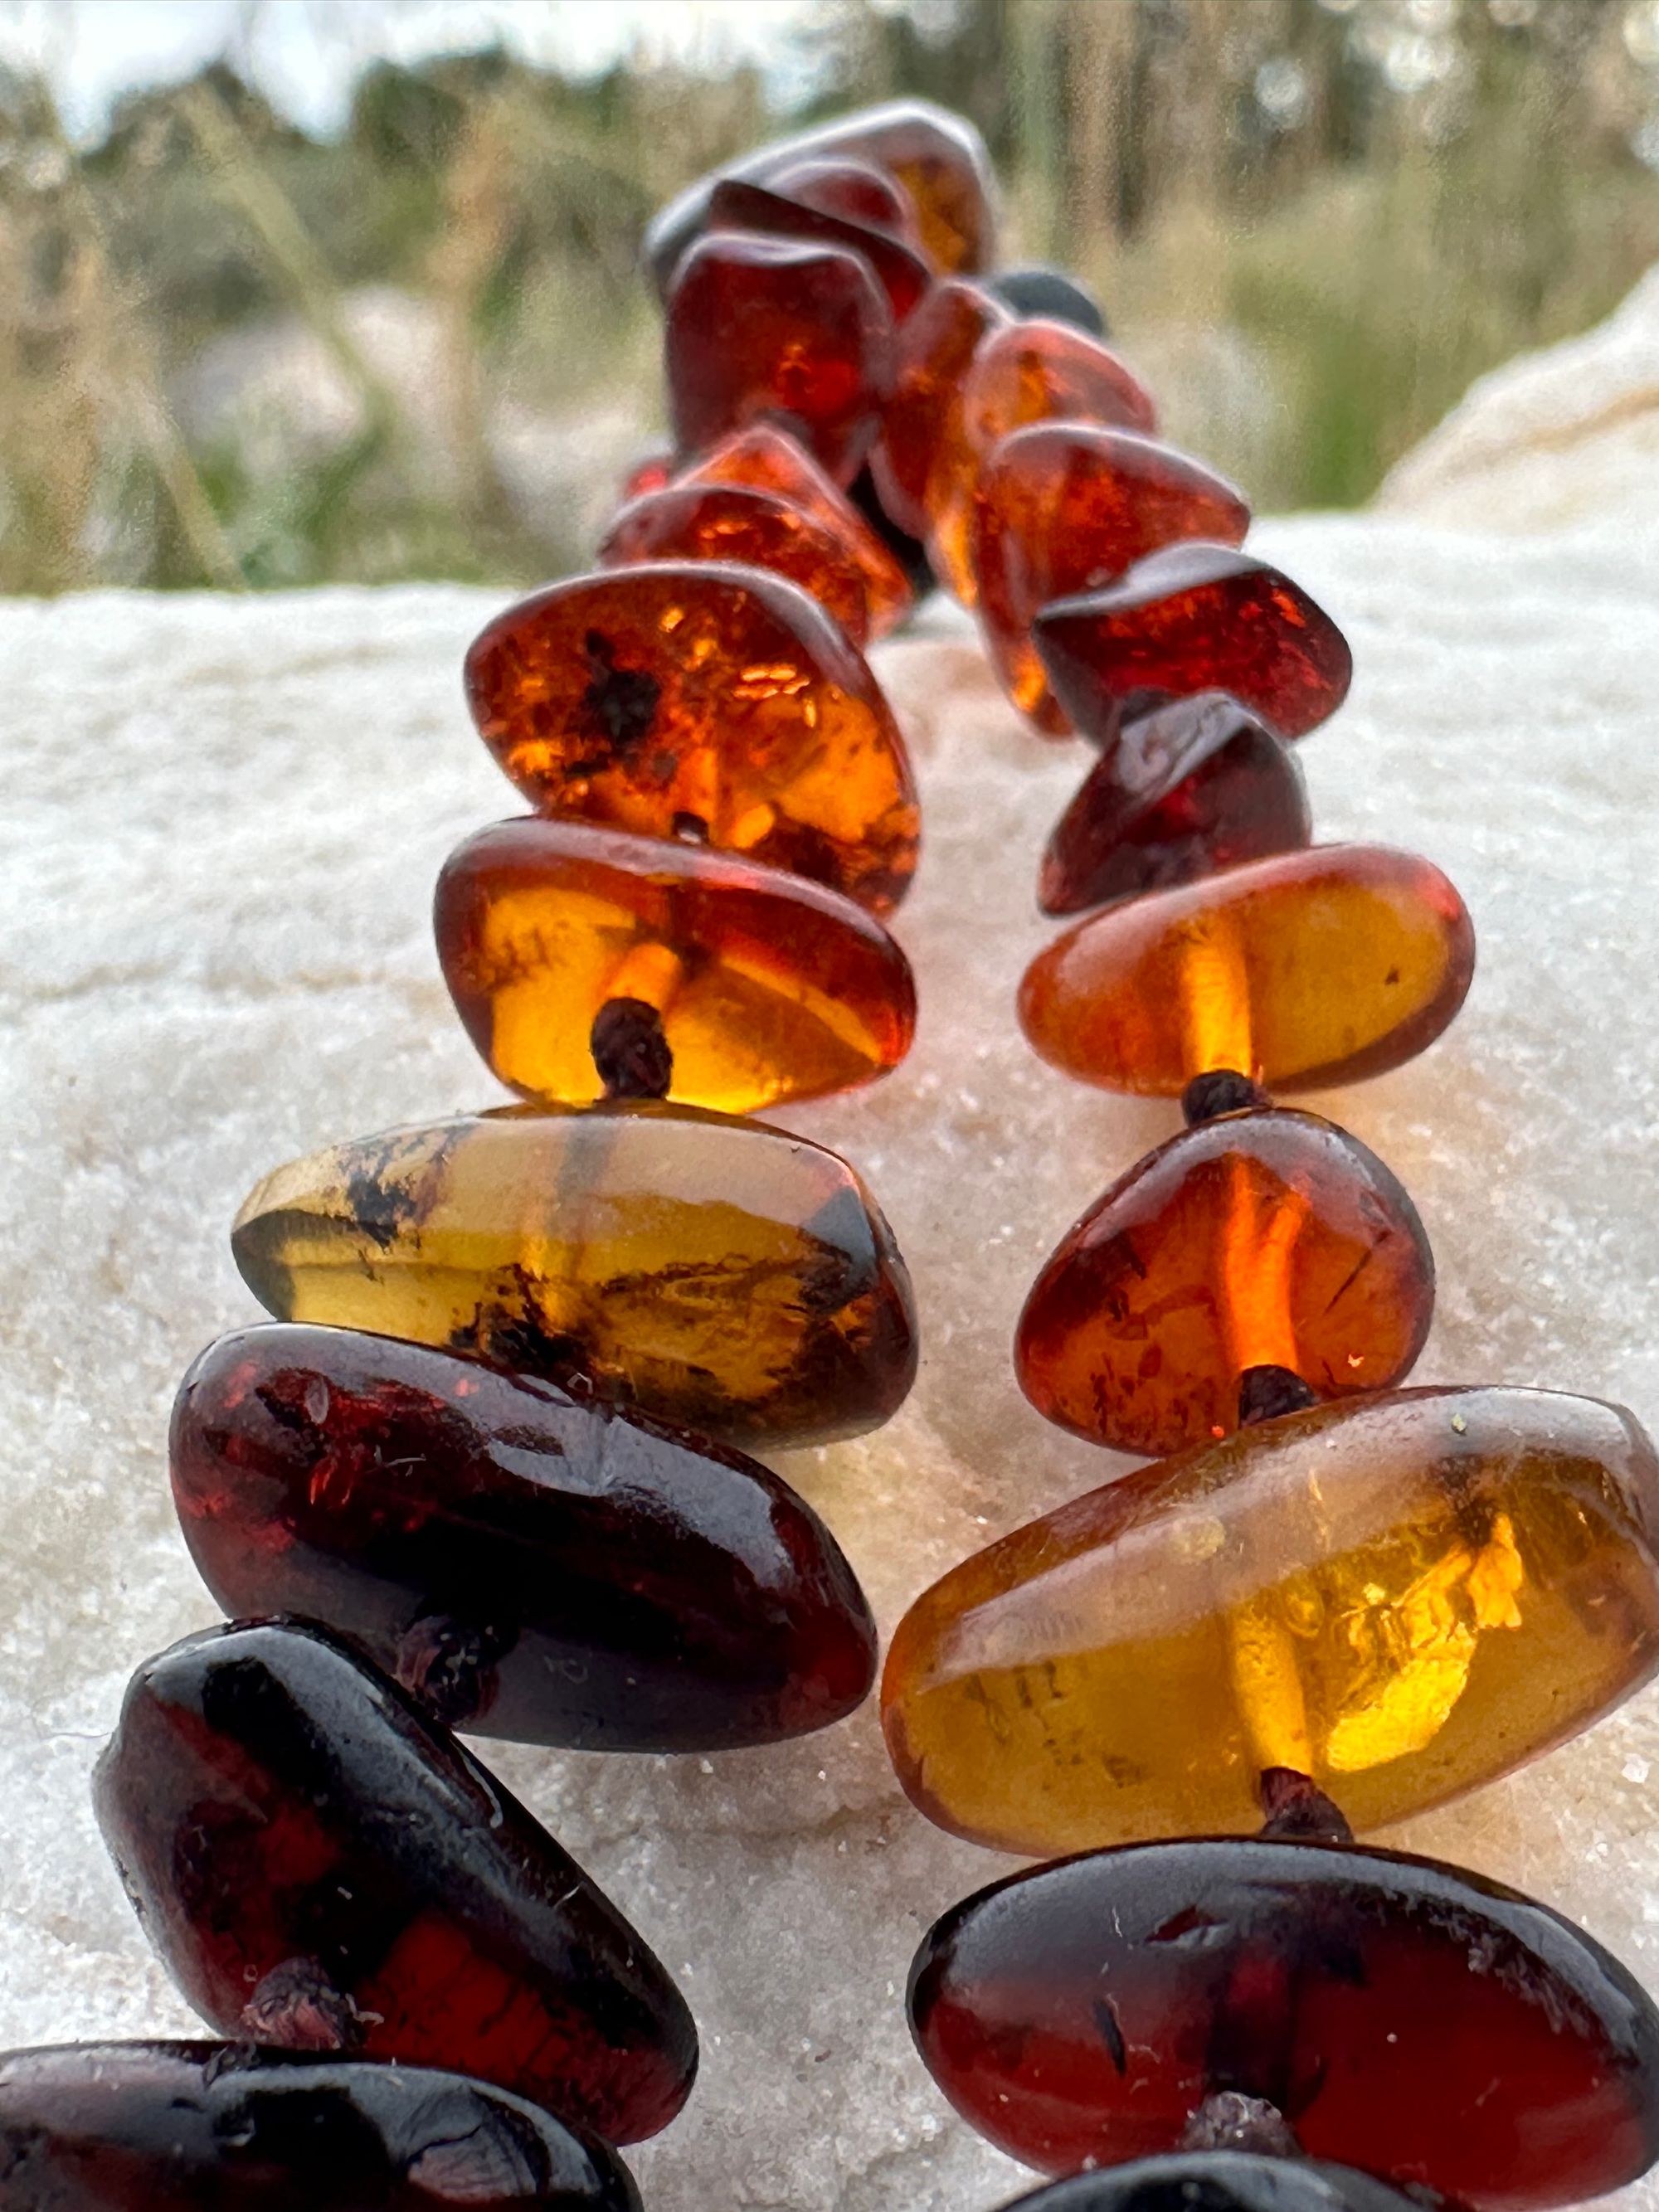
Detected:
[2,0,1656,593]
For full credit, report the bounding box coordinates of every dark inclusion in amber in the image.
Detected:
[665,231,894,487]
[1035,544,1353,745]
[908,1837,1659,2210]
[1040,694,1311,916]
[171,1324,878,1752]
[95,1621,697,2145]
[706,177,932,323]
[465,563,918,916]
[996,2155,1447,2212]
[0,2043,640,2211]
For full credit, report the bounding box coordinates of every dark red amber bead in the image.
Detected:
[95,1620,697,2144]
[1039,694,1312,916]
[707,177,932,323]
[869,275,1009,540]
[665,231,894,487]
[997,2155,1446,2212]
[766,154,921,243]
[910,1838,1659,2207]
[0,2043,639,2210]
[1035,545,1353,745]
[170,1324,878,1752]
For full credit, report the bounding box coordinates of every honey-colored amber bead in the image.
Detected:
[883,1384,1659,1854]
[465,563,919,914]
[1019,844,1477,1096]
[231,1103,918,1451]
[1035,543,1352,743]
[678,423,912,637]
[435,818,916,1113]
[708,177,932,323]
[971,425,1250,736]
[869,276,1009,541]
[1017,1109,1432,1456]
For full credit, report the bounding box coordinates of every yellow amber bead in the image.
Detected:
[883,1386,1659,1855]
[231,1105,917,1450]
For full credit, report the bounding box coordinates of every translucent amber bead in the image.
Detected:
[883,1384,1659,1855]
[870,276,1009,540]
[665,232,894,487]
[971,425,1250,735]
[1016,1109,1433,1457]
[1019,844,1477,1096]
[707,177,932,323]
[231,1103,917,1451]
[434,817,916,1114]
[766,154,922,243]
[1034,543,1352,743]
[1039,694,1311,917]
[909,1836,1659,2204]
[465,563,919,914]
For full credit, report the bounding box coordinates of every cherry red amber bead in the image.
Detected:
[971,425,1250,735]
[1019,844,1476,1096]
[171,1323,878,1752]
[95,1620,697,2144]
[908,1836,1659,2209]
[766,154,921,242]
[1015,1108,1433,1458]
[870,275,1009,541]
[1039,693,1311,917]
[1035,544,1352,744]
[665,231,894,487]
[0,2043,640,2211]
[465,562,919,914]
[707,177,932,323]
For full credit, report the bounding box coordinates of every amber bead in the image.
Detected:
[231,1103,917,1451]
[1015,1109,1433,1458]
[985,265,1109,338]
[677,421,912,637]
[1034,544,1353,745]
[1019,844,1477,1096]
[869,276,1010,540]
[1039,694,1311,917]
[95,1621,697,2142]
[171,1323,878,1751]
[766,154,922,243]
[435,818,915,1114]
[995,2158,1441,2212]
[910,1839,1659,2207]
[883,1384,1659,1855]
[0,2043,640,2210]
[707,177,932,323]
[664,231,894,487]
[971,425,1250,735]
[465,562,919,914]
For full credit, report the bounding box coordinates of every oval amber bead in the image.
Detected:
[465,562,919,915]
[1019,844,1476,1096]
[909,1837,1659,2206]
[1016,1109,1433,1458]
[883,1385,1659,1855]
[172,1323,878,1751]
[0,2043,640,2211]
[231,1103,917,1451]
[95,1621,697,2143]
[870,275,1009,539]
[707,177,933,323]
[435,818,916,1114]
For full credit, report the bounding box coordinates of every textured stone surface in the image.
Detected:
[2,518,1659,2210]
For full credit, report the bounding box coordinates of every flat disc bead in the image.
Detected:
[435,819,915,1114]
[706,177,933,323]
[171,1324,878,1751]
[908,1837,1659,2206]
[883,1385,1659,1855]
[1019,843,1476,1096]
[465,562,919,915]
[95,1621,697,2143]
[995,2156,1445,2212]
[231,1103,917,1451]
[0,2043,640,2210]
[870,275,1009,540]
[1016,1109,1433,1457]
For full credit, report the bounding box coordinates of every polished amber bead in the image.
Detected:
[231,1103,918,1451]
[435,818,916,1114]
[869,276,1009,540]
[95,1621,697,2142]
[883,1384,1659,1855]
[971,425,1250,735]
[1016,1109,1433,1457]
[1019,844,1477,1095]
[665,231,894,487]
[766,154,922,243]
[707,177,932,323]
[172,1323,878,1751]
[1035,544,1352,743]
[909,1836,1659,2205]
[465,562,919,914]
[0,2043,640,2210]
[985,264,1109,338]
[678,422,912,637]
[1039,694,1311,917]
[995,2156,1437,2212]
